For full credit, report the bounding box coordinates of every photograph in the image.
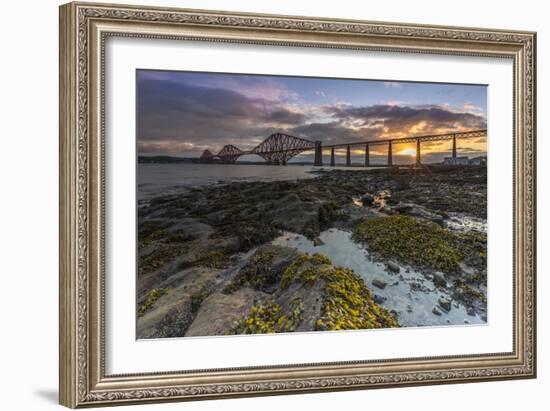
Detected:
[136,70,488,339]
[55,1,536,407]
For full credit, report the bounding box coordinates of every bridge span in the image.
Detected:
[199,129,487,167]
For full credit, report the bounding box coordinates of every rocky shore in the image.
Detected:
[137,165,487,338]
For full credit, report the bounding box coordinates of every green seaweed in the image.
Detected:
[138,288,168,317]
[193,251,235,269]
[230,297,304,334]
[280,254,398,331]
[353,215,486,273]
[224,250,277,293]
[139,244,190,275]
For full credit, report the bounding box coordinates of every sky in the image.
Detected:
[137,70,487,164]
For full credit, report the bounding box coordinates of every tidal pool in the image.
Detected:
[272,228,485,328]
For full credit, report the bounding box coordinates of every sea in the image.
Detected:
[137,163,373,200]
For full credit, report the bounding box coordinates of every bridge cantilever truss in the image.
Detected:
[199,149,214,160]
[217,144,244,163]
[201,128,487,167]
[251,133,315,164]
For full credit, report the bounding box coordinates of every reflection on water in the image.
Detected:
[272,229,485,328]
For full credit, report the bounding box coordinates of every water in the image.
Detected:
[272,229,485,328]
[444,212,487,233]
[138,163,378,200]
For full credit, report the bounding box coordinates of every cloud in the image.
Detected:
[137,75,486,157]
[315,104,486,140]
[137,77,308,155]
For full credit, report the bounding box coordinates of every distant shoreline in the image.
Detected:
[137,155,475,167]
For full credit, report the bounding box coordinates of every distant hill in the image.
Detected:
[138,155,317,165]
[138,156,194,164]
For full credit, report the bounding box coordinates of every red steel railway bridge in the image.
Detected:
[199,129,487,167]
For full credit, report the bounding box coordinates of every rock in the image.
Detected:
[373,294,386,304]
[313,237,325,246]
[372,278,387,289]
[406,304,413,313]
[390,281,399,286]
[481,315,487,322]
[361,194,375,206]
[393,202,445,226]
[432,272,446,287]
[410,282,422,291]
[438,297,452,312]
[386,261,400,273]
[432,307,442,316]
[185,289,268,336]
[464,319,470,324]
[467,307,476,316]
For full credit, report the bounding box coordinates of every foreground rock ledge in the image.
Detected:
[137,245,398,338]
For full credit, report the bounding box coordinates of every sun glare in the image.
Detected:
[399,148,416,156]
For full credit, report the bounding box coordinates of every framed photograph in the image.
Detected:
[59,2,536,408]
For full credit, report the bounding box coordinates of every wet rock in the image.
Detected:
[432,272,446,287]
[481,315,487,322]
[393,202,445,226]
[432,307,442,316]
[438,297,452,312]
[467,307,476,316]
[361,194,375,206]
[153,300,194,338]
[386,261,401,273]
[372,278,387,289]
[313,237,325,246]
[373,294,386,304]
[406,305,413,313]
[464,319,470,324]
[410,282,422,291]
[186,289,268,336]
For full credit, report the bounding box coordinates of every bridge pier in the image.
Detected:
[416,138,421,166]
[387,141,393,166]
[452,135,457,159]
[364,144,370,167]
[314,141,323,166]
[330,147,335,167]
[346,145,351,166]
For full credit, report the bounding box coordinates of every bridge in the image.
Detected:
[199,128,487,167]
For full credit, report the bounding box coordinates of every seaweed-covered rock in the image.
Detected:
[185,288,269,336]
[353,215,486,273]
[224,245,300,294]
[279,254,398,331]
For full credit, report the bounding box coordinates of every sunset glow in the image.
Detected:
[137,70,487,163]
[399,148,417,156]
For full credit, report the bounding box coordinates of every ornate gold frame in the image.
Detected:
[59,2,536,408]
